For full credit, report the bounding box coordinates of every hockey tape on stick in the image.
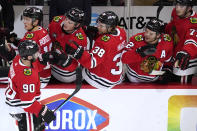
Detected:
[34,66,82,131]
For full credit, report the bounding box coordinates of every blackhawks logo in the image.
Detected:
[76,33,84,40]
[53,16,61,22]
[163,34,172,41]
[101,35,110,42]
[135,35,143,41]
[26,33,34,39]
[190,18,197,24]
[24,68,32,76]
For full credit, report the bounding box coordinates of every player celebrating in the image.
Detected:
[122,18,173,83]
[165,0,197,83]
[21,7,52,88]
[48,8,87,83]
[65,11,126,89]
[5,40,55,131]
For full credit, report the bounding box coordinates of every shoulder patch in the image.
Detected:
[26,33,34,39]
[75,33,84,40]
[101,35,110,42]
[53,16,61,22]
[163,34,172,42]
[190,18,197,24]
[24,68,32,76]
[135,35,143,41]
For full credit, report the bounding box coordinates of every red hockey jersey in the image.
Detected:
[165,8,197,56]
[21,26,52,87]
[79,26,126,88]
[48,16,87,72]
[5,55,42,116]
[122,32,173,82]
[173,28,197,76]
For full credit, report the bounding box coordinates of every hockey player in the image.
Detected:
[121,18,173,83]
[65,11,126,88]
[5,40,56,131]
[21,7,52,88]
[165,0,197,83]
[48,8,87,83]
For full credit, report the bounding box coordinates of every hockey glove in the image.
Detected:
[136,44,156,57]
[41,51,72,67]
[38,105,56,124]
[175,51,190,70]
[65,40,84,60]
[83,26,98,40]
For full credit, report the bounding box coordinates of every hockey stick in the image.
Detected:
[156,5,164,19]
[34,66,82,131]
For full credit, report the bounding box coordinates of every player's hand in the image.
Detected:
[136,44,156,57]
[65,40,84,60]
[38,105,56,125]
[83,26,98,39]
[174,51,190,70]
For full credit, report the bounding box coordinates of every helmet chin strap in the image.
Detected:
[179,6,192,18]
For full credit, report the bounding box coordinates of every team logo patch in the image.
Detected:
[26,33,34,39]
[101,35,110,42]
[24,68,32,76]
[135,35,143,41]
[190,18,197,24]
[41,93,109,131]
[163,34,172,42]
[53,16,61,22]
[76,33,84,40]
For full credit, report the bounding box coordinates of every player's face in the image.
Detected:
[97,21,108,34]
[144,28,159,44]
[63,17,76,32]
[175,3,188,17]
[22,16,34,31]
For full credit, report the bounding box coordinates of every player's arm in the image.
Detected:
[65,40,107,69]
[121,38,143,64]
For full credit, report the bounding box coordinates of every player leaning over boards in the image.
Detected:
[5,40,55,131]
[65,11,127,89]
[48,8,87,83]
[21,7,52,88]
[121,18,173,83]
[165,0,197,84]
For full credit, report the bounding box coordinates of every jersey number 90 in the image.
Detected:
[23,84,35,93]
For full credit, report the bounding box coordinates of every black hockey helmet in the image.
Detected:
[18,40,39,59]
[97,11,119,27]
[145,18,165,34]
[23,7,43,22]
[65,8,85,23]
[175,0,194,6]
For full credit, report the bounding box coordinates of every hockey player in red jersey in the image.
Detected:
[65,11,126,88]
[48,8,87,83]
[21,7,52,88]
[5,40,55,131]
[122,18,173,83]
[165,0,197,83]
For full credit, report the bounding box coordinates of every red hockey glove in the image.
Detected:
[65,40,84,60]
[175,51,190,70]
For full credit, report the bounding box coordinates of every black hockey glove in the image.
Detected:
[65,40,84,60]
[38,105,56,125]
[136,44,157,57]
[175,51,190,70]
[83,26,98,40]
[41,51,72,67]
